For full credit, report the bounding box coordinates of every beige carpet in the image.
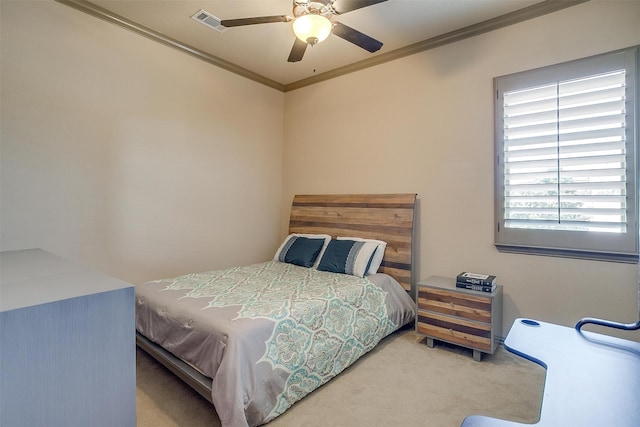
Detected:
[136,330,545,427]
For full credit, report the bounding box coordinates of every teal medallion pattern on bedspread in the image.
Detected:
[157,261,396,420]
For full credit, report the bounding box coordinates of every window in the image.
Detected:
[494,47,639,262]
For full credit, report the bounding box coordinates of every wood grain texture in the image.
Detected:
[289,194,417,291]
[416,277,503,357]
[418,288,492,323]
[417,320,492,352]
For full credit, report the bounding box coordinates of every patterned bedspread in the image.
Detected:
[136,261,415,427]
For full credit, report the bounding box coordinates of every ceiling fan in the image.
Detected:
[220,0,387,63]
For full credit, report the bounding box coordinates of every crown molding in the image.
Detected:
[284,0,589,91]
[54,0,286,91]
[55,0,589,93]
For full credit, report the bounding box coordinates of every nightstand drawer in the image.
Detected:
[416,276,503,361]
[417,311,492,351]
[417,287,492,323]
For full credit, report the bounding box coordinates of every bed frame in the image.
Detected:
[289,193,416,291]
[136,193,417,404]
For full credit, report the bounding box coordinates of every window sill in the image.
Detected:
[495,244,638,264]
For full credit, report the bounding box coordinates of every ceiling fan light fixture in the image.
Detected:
[292,14,332,45]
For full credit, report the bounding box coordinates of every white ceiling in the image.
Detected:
[59,0,581,90]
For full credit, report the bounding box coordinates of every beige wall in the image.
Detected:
[2,0,639,340]
[283,0,640,339]
[1,1,285,284]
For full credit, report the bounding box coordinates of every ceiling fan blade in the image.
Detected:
[331,21,383,53]
[331,0,388,14]
[220,15,289,27]
[287,38,308,62]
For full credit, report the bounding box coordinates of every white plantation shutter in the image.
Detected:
[495,47,639,262]
[503,70,627,233]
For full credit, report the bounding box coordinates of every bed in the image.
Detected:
[135,194,417,426]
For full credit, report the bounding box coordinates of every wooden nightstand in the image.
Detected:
[416,275,502,361]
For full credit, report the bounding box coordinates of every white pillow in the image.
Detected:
[274,233,332,267]
[337,237,387,275]
[317,239,379,278]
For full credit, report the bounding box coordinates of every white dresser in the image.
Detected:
[0,249,136,427]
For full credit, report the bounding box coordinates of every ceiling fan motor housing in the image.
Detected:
[220,0,386,63]
[293,1,334,19]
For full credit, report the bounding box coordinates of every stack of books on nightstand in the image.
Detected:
[456,272,496,293]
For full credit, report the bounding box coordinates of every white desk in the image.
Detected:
[461,318,640,427]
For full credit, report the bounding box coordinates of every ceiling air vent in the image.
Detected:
[191,10,228,33]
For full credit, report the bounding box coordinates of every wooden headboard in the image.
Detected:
[288,194,417,291]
